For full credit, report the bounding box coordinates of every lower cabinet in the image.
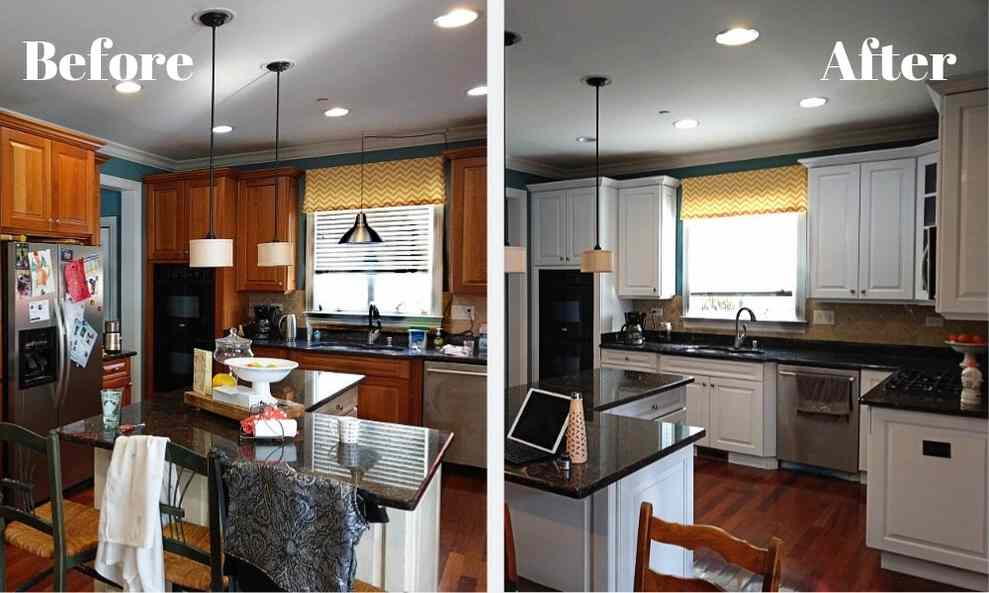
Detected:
[102,356,133,407]
[599,348,659,372]
[288,350,423,425]
[859,369,894,472]
[707,377,764,455]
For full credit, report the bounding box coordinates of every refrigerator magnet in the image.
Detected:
[16,270,32,297]
[14,244,29,270]
[28,299,50,323]
[29,250,54,296]
[60,248,74,262]
[64,259,90,303]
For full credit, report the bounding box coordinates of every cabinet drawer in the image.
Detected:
[604,390,685,421]
[600,348,658,371]
[252,346,289,359]
[320,388,358,416]
[660,355,763,382]
[290,351,411,379]
[102,358,130,376]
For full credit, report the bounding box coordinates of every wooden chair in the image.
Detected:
[160,442,226,591]
[633,502,783,592]
[505,505,518,591]
[0,424,109,591]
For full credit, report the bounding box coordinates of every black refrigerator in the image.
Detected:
[538,269,594,379]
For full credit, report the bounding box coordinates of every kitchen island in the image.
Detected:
[506,368,704,592]
[59,370,453,592]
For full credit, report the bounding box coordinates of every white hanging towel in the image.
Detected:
[95,435,170,591]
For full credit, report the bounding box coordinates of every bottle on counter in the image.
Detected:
[478,325,487,357]
[565,391,588,464]
[433,328,445,349]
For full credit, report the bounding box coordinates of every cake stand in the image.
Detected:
[945,342,986,406]
[224,357,299,405]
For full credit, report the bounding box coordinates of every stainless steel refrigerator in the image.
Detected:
[4,241,104,501]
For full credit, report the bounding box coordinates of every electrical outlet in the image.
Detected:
[451,305,474,320]
[813,310,835,325]
[925,315,944,327]
[650,307,663,317]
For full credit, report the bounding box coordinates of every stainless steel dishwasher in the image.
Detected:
[777,365,860,473]
[423,360,487,468]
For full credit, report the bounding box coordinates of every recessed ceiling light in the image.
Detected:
[799,96,829,109]
[114,81,142,94]
[324,107,350,117]
[434,8,478,28]
[576,136,596,143]
[212,124,234,134]
[466,85,488,96]
[715,27,760,46]
[673,119,699,129]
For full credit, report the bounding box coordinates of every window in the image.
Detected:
[308,205,443,320]
[684,212,804,322]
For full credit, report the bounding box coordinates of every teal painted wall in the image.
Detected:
[506,169,554,190]
[100,188,121,217]
[101,157,167,181]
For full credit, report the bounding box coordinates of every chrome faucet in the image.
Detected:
[734,307,756,349]
[368,304,382,344]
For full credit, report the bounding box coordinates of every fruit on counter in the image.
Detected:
[246,361,281,368]
[972,335,987,345]
[947,334,987,344]
[212,373,237,388]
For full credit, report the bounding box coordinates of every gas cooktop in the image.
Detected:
[884,368,962,394]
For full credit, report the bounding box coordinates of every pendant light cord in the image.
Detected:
[207,21,217,240]
[271,68,281,243]
[594,83,601,250]
[360,133,366,211]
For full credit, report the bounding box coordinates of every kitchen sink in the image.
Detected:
[682,345,764,355]
[315,342,407,352]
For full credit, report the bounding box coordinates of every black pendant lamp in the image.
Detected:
[257,60,295,267]
[338,133,383,244]
[189,9,234,268]
[580,75,614,273]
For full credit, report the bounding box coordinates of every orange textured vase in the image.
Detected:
[566,392,588,464]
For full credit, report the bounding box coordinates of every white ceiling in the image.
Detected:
[506,0,987,172]
[0,0,486,161]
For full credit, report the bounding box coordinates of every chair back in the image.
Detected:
[505,505,518,591]
[160,442,224,591]
[633,502,782,592]
[0,424,64,552]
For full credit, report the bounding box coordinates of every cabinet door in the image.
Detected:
[186,177,214,241]
[357,376,413,424]
[809,164,861,298]
[50,141,95,236]
[566,187,597,263]
[859,369,893,472]
[708,377,763,455]
[0,128,52,233]
[937,89,988,319]
[859,159,916,300]
[147,182,188,260]
[236,177,286,292]
[618,187,660,296]
[450,156,487,294]
[684,378,710,447]
[531,191,567,265]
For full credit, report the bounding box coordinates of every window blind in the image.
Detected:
[681,165,807,219]
[312,205,435,273]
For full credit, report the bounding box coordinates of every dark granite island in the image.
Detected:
[506,368,705,592]
[59,370,453,592]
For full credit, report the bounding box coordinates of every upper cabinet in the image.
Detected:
[803,148,928,302]
[529,178,617,268]
[235,168,300,293]
[617,177,678,298]
[0,113,103,243]
[446,148,487,295]
[933,87,988,320]
[144,168,239,262]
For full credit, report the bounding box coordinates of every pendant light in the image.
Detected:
[257,60,295,267]
[580,75,614,273]
[189,10,234,268]
[338,133,384,244]
[504,31,527,274]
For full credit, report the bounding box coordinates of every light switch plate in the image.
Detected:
[925,316,944,327]
[451,305,475,320]
[813,310,835,325]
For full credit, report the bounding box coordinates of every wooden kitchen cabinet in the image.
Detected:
[147,181,188,260]
[102,355,134,407]
[235,168,300,293]
[0,113,103,243]
[617,177,678,298]
[446,148,487,295]
[289,350,423,425]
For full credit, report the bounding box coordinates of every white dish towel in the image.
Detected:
[95,435,170,592]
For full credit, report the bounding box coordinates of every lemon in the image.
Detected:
[212,373,236,388]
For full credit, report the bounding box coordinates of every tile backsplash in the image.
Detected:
[632,295,987,347]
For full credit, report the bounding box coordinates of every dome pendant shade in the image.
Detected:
[505,245,526,274]
[339,212,383,244]
[190,238,233,268]
[257,241,295,267]
[580,247,613,273]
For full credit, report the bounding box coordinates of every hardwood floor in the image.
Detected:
[693,454,961,592]
[4,466,487,592]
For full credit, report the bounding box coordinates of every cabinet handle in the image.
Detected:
[850,289,856,294]
[560,257,564,262]
[861,289,866,294]
[922,440,951,458]
[652,287,657,293]
[651,404,660,410]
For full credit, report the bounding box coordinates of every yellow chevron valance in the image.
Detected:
[303,156,445,212]
[681,165,807,219]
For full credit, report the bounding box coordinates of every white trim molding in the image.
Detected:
[507,156,569,179]
[101,141,179,171]
[798,139,938,168]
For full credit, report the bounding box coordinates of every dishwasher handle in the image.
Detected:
[425,367,487,378]
[778,370,856,382]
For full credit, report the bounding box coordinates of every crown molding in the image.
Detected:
[522,119,938,179]
[799,139,938,168]
[506,156,569,179]
[100,141,179,171]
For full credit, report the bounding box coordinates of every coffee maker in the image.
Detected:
[253,304,281,340]
[620,312,646,345]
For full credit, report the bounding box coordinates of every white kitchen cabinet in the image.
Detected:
[858,369,894,472]
[935,89,988,320]
[708,376,764,456]
[914,150,938,302]
[867,406,988,589]
[808,164,861,298]
[617,177,679,298]
[600,348,659,372]
[684,380,710,447]
[566,186,597,262]
[531,190,567,265]
[858,159,916,300]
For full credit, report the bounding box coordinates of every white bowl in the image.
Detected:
[224,357,298,402]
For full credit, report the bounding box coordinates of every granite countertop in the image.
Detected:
[505,368,704,499]
[59,371,453,510]
[252,336,487,365]
[103,350,137,361]
[860,373,988,418]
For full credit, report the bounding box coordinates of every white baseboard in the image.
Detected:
[727,453,779,470]
[881,551,988,591]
